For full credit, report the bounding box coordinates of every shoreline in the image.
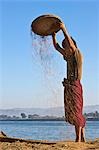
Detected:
[0,132,99,150]
[0,118,99,121]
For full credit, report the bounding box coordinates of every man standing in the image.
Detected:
[52,23,86,142]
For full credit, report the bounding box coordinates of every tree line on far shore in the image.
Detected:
[0,111,99,120]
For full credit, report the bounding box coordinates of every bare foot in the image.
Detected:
[75,138,81,142]
[81,137,86,142]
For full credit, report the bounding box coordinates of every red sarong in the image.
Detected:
[63,79,86,127]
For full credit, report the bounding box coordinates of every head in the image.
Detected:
[62,38,69,49]
[62,36,77,49]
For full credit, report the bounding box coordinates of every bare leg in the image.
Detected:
[75,126,82,142]
[75,126,78,142]
[78,126,81,142]
[81,127,86,142]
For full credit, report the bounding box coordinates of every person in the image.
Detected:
[52,22,86,142]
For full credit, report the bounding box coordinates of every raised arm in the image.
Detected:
[52,32,65,56]
[60,23,76,52]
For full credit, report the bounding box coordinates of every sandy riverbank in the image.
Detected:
[0,132,99,150]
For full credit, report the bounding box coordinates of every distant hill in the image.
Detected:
[83,105,99,113]
[0,105,99,117]
[0,107,64,117]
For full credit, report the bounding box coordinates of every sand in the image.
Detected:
[0,132,99,150]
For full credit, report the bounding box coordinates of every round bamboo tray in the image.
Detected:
[31,14,62,36]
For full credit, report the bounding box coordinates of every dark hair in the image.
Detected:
[71,36,77,48]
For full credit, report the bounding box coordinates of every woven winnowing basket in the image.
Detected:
[31,14,62,36]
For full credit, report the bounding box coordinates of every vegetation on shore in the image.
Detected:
[0,111,99,121]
